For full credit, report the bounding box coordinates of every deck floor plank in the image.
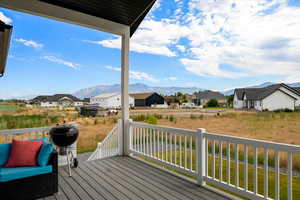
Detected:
[101,159,170,200]
[90,161,156,200]
[73,164,117,200]
[84,162,142,200]
[61,167,105,200]
[44,156,231,200]
[109,157,203,200]
[79,161,131,200]
[54,185,69,200]
[59,167,94,200]
[119,157,227,200]
[58,173,81,200]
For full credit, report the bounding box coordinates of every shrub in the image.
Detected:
[153,114,163,119]
[190,114,197,119]
[205,99,219,107]
[168,115,176,122]
[274,108,293,113]
[0,114,60,130]
[146,115,157,125]
[132,114,147,121]
[112,118,118,123]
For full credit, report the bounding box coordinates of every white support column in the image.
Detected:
[196,128,206,186]
[121,29,130,156]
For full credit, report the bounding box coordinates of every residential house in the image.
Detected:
[194,90,226,106]
[32,94,83,107]
[90,93,135,109]
[233,83,300,111]
[83,98,90,105]
[164,96,180,108]
[130,93,165,107]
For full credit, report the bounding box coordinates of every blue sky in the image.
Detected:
[0,0,300,98]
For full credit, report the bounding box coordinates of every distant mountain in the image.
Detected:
[288,82,300,87]
[222,82,300,95]
[73,83,202,98]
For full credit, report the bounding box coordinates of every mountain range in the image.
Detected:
[73,82,300,98]
[73,83,203,98]
[222,82,300,95]
[6,82,300,100]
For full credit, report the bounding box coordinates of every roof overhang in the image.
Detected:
[0,0,156,36]
[0,20,12,77]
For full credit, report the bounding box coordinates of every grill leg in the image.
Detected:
[67,149,72,177]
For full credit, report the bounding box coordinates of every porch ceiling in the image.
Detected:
[0,0,156,36]
[40,0,156,37]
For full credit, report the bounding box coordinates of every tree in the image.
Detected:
[226,95,234,107]
[206,99,219,107]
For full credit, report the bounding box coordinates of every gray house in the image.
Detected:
[194,90,226,106]
[234,83,300,111]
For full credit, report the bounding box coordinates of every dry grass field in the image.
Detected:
[1,104,300,156]
[156,112,300,146]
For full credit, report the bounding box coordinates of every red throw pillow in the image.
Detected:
[5,139,43,167]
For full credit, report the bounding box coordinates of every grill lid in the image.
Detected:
[50,125,79,147]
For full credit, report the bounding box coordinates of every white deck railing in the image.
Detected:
[88,121,120,161]
[0,126,53,143]
[129,121,300,200]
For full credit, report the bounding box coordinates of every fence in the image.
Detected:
[88,121,120,161]
[0,126,53,143]
[129,121,300,200]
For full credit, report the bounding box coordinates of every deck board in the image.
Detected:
[44,156,231,200]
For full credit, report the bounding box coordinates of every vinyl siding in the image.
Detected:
[91,94,134,108]
[262,90,295,111]
[233,93,244,109]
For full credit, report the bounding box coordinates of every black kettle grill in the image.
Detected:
[49,125,79,176]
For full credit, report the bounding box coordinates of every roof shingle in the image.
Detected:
[234,83,300,100]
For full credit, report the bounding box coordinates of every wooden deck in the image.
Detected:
[43,155,230,200]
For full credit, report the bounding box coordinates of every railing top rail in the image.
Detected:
[0,126,53,135]
[205,132,300,153]
[100,125,118,145]
[130,121,197,136]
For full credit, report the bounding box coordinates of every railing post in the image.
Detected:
[118,119,123,156]
[196,128,206,186]
[125,119,133,156]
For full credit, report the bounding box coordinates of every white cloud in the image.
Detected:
[105,66,157,82]
[86,0,300,81]
[180,0,300,80]
[85,19,189,57]
[176,45,186,52]
[165,77,179,81]
[15,38,43,49]
[41,56,78,69]
[0,12,12,24]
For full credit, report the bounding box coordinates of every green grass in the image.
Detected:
[0,114,60,130]
[143,150,300,200]
[0,104,17,112]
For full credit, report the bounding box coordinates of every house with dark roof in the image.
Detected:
[129,93,165,107]
[233,83,300,111]
[31,94,83,107]
[194,90,226,106]
[90,93,135,108]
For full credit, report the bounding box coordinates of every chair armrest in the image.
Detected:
[48,150,58,173]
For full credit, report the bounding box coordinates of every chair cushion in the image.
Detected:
[0,165,52,182]
[37,141,54,166]
[0,143,11,166]
[5,140,43,167]
[31,137,47,142]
